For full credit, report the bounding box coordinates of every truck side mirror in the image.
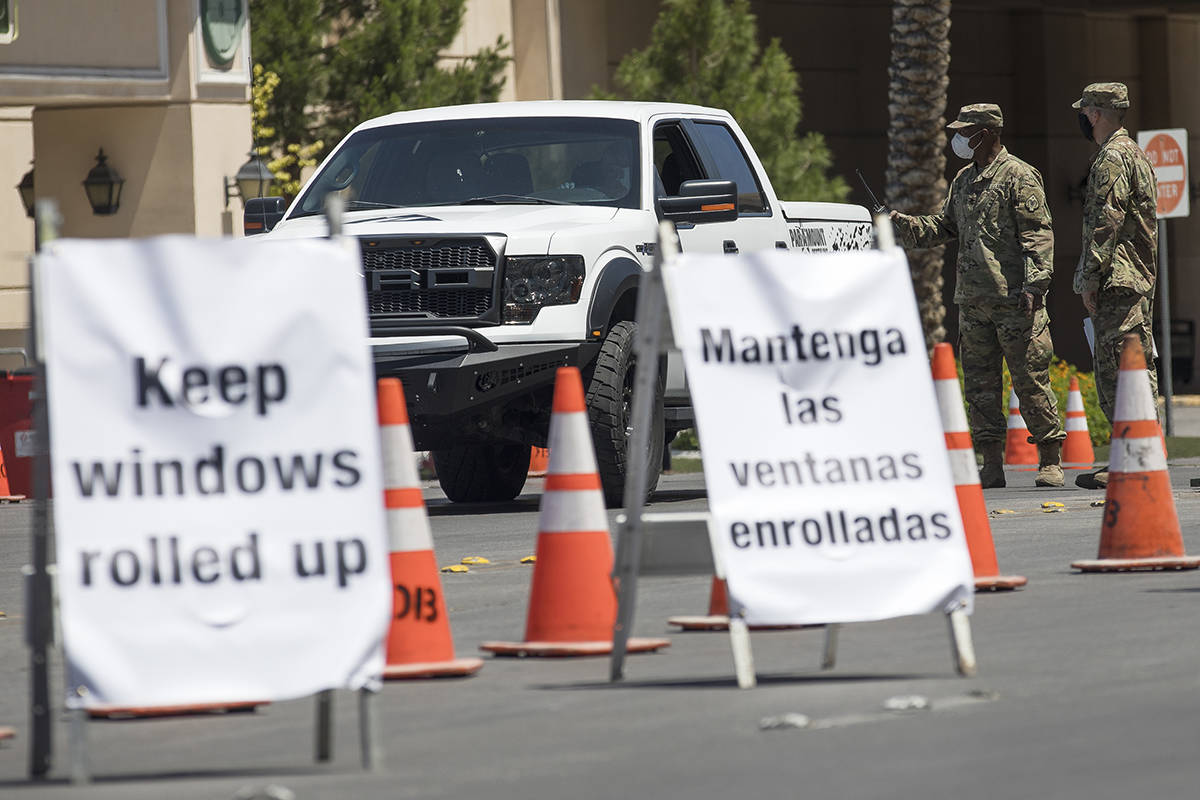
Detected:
[243,196,286,236]
[658,179,738,224]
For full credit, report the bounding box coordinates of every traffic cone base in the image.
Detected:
[667,578,811,630]
[384,658,484,679]
[955,484,1027,591]
[88,702,263,720]
[1071,335,1196,573]
[480,637,670,658]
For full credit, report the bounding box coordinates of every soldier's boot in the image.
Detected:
[1074,466,1109,490]
[1035,441,1065,488]
[978,441,1005,489]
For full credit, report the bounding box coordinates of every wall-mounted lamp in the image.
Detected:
[16,162,34,218]
[224,150,274,208]
[82,149,124,215]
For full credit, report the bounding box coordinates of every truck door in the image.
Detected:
[653,119,783,255]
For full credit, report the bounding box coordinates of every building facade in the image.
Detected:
[2,0,1199,386]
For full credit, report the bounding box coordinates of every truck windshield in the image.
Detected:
[293,116,641,216]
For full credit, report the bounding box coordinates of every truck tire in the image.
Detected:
[432,443,530,503]
[585,320,664,507]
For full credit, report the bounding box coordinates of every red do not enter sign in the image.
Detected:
[1139,129,1190,219]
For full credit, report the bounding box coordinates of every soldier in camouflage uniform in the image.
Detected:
[892,103,1065,488]
[1072,82,1159,490]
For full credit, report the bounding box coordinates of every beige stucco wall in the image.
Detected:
[0,0,252,347]
[0,104,33,365]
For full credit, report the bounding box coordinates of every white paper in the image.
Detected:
[663,248,973,626]
[38,236,390,709]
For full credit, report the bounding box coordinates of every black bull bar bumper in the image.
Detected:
[372,336,600,422]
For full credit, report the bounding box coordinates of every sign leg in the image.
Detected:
[358,688,382,772]
[728,616,756,689]
[820,624,839,670]
[314,690,333,762]
[68,708,90,785]
[1158,218,1173,434]
[947,604,977,677]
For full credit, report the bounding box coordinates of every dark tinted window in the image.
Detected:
[692,122,768,214]
[294,117,640,215]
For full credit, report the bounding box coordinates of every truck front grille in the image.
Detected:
[369,289,492,317]
[360,237,499,327]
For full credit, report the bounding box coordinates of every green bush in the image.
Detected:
[672,428,701,451]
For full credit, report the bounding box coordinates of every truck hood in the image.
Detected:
[267,204,621,255]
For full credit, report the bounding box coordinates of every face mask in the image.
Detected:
[1078,112,1095,142]
[951,132,977,160]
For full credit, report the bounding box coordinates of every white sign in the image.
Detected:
[663,249,973,626]
[1138,128,1190,219]
[38,236,391,709]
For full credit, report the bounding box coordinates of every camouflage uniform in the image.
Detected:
[892,104,1064,451]
[1072,83,1159,424]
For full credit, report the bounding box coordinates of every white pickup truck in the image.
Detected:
[246,100,873,505]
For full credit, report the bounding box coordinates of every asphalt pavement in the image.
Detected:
[2,458,1200,799]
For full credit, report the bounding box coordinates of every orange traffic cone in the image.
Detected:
[667,576,812,631]
[933,344,1026,590]
[1071,334,1200,572]
[667,577,733,631]
[1062,375,1095,468]
[1004,389,1039,466]
[481,367,669,657]
[0,443,23,502]
[528,446,550,477]
[378,378,483,678]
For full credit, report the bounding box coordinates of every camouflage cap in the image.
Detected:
[946,103,1004,130]
[1072,82,1130,110]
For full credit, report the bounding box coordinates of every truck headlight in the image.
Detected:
[502,256,585,324]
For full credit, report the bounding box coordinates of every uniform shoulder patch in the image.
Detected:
[1025,194,1041,212]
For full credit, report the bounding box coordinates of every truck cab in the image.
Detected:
[248,101,873,505]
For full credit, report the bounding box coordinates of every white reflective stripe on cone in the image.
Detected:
[1113,370,1157,422]
[1006,411,1027,429]
[538,489,608,533]
[1066,416,1089,431]
[935,379,969,433]
[381,425,421,488]
[1067,392,1085,413]
[546,419,601,474]
[947,448,980,486]
[386,507,434,552]
[1110,436,1168,474]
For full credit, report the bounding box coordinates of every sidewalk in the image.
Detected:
[1161,394,1200,436]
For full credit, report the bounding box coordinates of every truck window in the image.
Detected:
[293,117,641,215]
[691,122,768,214]
[653,123,705,197]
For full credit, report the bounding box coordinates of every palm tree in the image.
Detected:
[886,0,951,352]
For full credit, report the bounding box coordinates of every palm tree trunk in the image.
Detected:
[886,0,951,352]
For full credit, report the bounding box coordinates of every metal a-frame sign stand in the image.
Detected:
[608,218,977,689]
[25,196,381,783]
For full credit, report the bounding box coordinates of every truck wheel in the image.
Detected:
[586,320,664,507]
[432,443,530,503]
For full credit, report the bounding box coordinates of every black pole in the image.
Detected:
[27,199,59,779]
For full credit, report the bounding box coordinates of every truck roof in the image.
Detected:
[350,100,733,133]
